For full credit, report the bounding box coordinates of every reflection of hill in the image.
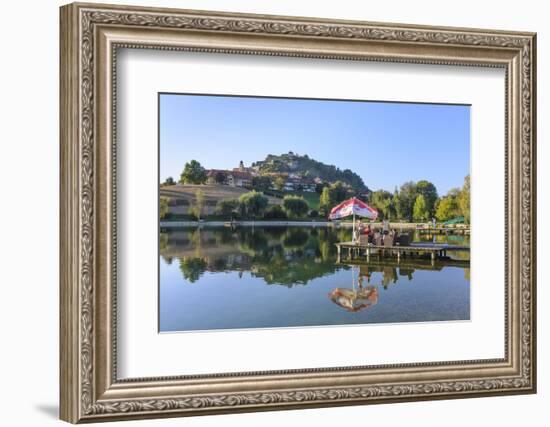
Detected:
[249,249,341,287]
[160,227,349,287]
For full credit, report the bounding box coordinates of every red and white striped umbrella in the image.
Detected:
[329,197,378,220]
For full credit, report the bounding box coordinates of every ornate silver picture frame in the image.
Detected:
[60,2,536,423]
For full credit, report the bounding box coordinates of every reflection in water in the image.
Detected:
[329,267,378,312]
[178,257,207,283]
[329,287,378,312]
[327,261,436,313]
[162,226,349,287]
[160,226,470,331]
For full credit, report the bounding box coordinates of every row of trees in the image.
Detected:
[319,181,353,216]
[435,175,470,223]
[173,190,314,221]
[367,180,438,222]
[367,176,470,223]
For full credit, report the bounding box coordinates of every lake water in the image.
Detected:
[159,225,470,332]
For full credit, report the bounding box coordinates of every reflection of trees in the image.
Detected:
[160,233,175,265]
[178,257,207,283]
[282,229,309,248]
[357,265,399,289]
[262,227,287,239]
[162,255,174,265]
[162,226,345,287]
[159,232,169,252]
[161,226,343,257]
[212,257,228,271]
[237,229,269,256]
[216,227,238,245]
[381,266,398,289]
[172,247,342,287]
[240,232,340,287]
[250,254,340,287]
[189,228,202,247]
[351,257,470,288]
[399,268,414,280]
[317,228,339,260]
[162,226,469,288]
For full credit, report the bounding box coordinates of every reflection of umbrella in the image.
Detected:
[328,286,378,312]
[328,266,378,312]
[328,197,378,242]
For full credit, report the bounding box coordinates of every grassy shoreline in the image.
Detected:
[160,219,470,229]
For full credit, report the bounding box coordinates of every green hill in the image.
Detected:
[252,152,367,191]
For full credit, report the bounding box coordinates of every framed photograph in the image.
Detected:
[60,2,537,423]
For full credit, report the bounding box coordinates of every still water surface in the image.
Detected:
[159,226,470,332]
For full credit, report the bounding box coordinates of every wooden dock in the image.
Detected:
[335,241,470,264]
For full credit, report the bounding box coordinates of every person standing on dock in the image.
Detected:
[365,224,372,242]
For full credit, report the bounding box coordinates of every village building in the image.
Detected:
[283,177,316,192]
[206,169,228,185]
[205,162,255,188]
[301,180,317,192]
[227,170,253,188]
[233,160,258,176]
[283,179,296,192]
[205,161,318,192]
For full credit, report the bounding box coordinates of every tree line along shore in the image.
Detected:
[160,158,470,224]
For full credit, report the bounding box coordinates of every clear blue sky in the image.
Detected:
[160,93,470,195]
